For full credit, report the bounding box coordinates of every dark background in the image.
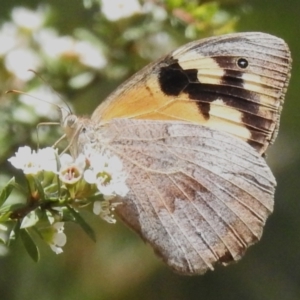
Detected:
[0,0,299,299]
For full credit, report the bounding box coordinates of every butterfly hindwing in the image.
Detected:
[96,119,275,274]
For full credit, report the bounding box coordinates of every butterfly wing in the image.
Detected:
[97,119,275,275]
[91,32,291,154]
[79,32,291,274]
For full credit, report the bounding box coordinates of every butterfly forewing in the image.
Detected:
[92,32,291,154]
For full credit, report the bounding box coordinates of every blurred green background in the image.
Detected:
[0,0,299,299]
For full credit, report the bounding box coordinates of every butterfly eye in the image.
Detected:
[66,115,78,128]
[237,58,248,69]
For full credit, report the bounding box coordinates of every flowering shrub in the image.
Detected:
[0,146,128,260]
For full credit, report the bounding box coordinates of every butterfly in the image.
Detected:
[61,32,291,275]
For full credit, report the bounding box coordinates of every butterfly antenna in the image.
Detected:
[27,69,72,114]
[6,89,69,151]
[6,89,72,120]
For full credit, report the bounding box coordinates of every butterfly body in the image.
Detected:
[62,32,291,275]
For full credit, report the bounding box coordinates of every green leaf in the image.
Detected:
[20,229,40,262]
[0,203,26,215]
[66,205,96,242]
[0,177,16,207]
[192,2,218,19]
[166,0,184,9]
[0,211,11,222]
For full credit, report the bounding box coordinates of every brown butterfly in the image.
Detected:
[61,32,291,275]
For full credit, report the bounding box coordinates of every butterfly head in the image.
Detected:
[59,108,96,158]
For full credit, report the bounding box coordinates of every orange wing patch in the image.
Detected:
[91,66,209,124]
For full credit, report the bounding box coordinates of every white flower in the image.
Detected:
[42,222,67,254]
[0,23,18,56]
[101,0,142,21]
[38,147,58,173]
[8,146,58,175]
[59,153,76,168]
[11,6,45,30]
[4,47,42,81]
[59,153,86,184]
[84,152,129,198]
[8,146,42,175]
[37,32,107,69]
[93,200,121,223]
[39,34,74,58]
[74,41,107,69]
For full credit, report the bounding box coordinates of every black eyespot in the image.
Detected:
[237,58,248,69]
[82,127,86,133]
